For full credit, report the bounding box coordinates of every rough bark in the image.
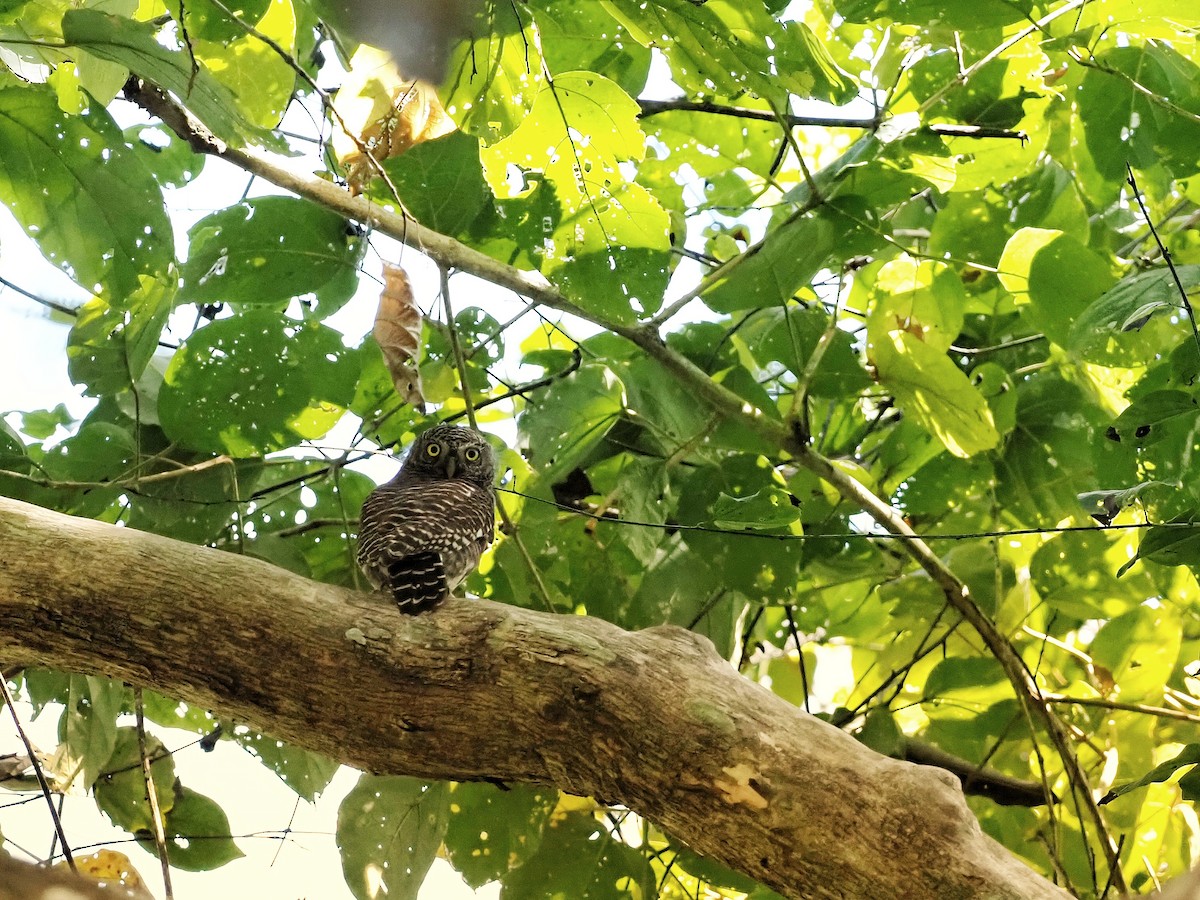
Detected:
[0,496,1068,900]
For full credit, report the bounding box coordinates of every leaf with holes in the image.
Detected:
[0,86,172,299]
[179,197,364,308]
[338,775,448,900]
[444,782,556,888]
[159,312,360,456]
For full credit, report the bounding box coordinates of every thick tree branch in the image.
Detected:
[0,496,1069,900]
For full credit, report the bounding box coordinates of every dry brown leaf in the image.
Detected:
[333,46,458,195]
[56,850,155,899]
[374,263,426,412]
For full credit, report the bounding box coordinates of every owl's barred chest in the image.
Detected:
[365,478,495,533]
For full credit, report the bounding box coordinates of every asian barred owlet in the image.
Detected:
[357,424,496,613]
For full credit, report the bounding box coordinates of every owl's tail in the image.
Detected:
[386,551,448,613]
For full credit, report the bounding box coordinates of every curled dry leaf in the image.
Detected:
[374,263,426,412]
[56,850,155,900]
[332,45,457,195]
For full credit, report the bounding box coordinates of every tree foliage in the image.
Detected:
[1,0,1200,896]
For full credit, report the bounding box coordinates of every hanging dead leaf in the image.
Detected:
[374,263,426,412]
[332,45,458,195]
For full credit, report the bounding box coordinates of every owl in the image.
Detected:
[357,424,496,613]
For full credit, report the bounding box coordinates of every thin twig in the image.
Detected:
[135,688,174,898]
[0,673,76,871]
[918,0,1088,114]
[949,334,1046,356]
[1125,164,1200,359]
[638,99,1029,142]
[1044,694,1200,725]
[439,266,478,429]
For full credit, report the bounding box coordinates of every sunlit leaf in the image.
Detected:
[1102,744,1200,805]
[179,197,364,309]
[0,86,172,299]
[61,10,266,147]
[871,330,999,458]
[1069,266,1200,366]
[159,312,360,456]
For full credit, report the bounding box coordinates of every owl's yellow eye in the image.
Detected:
[464,448,480,462]
[425,443,441,458]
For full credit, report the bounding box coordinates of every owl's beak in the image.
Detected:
[444,456,458,479]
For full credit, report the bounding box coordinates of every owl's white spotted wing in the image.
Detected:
[357,479,495,612]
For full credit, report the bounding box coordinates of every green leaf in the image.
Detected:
[374,131,489,235]
[1101,744,1200,805]
[191,0,298,129]
[519,363,625,483]
[19,405,74,440]
[440,0,543,143]
[701,213,838,313]
[670,843,760,893]
[866,256,966,353]
[501,811,655,899]
[854,710,904,757]
[139,693,218,735]
[1068,267,1200,366]
[40,422,137,482]
[157,785,244,870]
[95,727,177,834]
[529,0,651,96]
[124,124,205,188]
[159,312,360,456]
[924,657,1008,706]
[709,488,802,532]
[444,782,556,888]
[997,228,1116,348]
[338,775,448,900]
[641,106,783,182]
[481,71,669,322]
[871,330,999,458]
[1107,391,1200,446]
[1091,605,1181,699]
[179,197,364,307]
[1077,43,1200,180]
[1120,520,1200,576]
[235,732,338,802]
[1030,530,1146,619]
[996,377,1110,526]
[169,0,271,42]
[67,277,173,397]
[56,675,123,792]
[0,86,172,299]
[543,180,670,322]
[0,418,26,470]
[61,10,265,148]
[837,0,1034,28]
[604,0,851,103]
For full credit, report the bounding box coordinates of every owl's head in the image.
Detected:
[401,424,496,488]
